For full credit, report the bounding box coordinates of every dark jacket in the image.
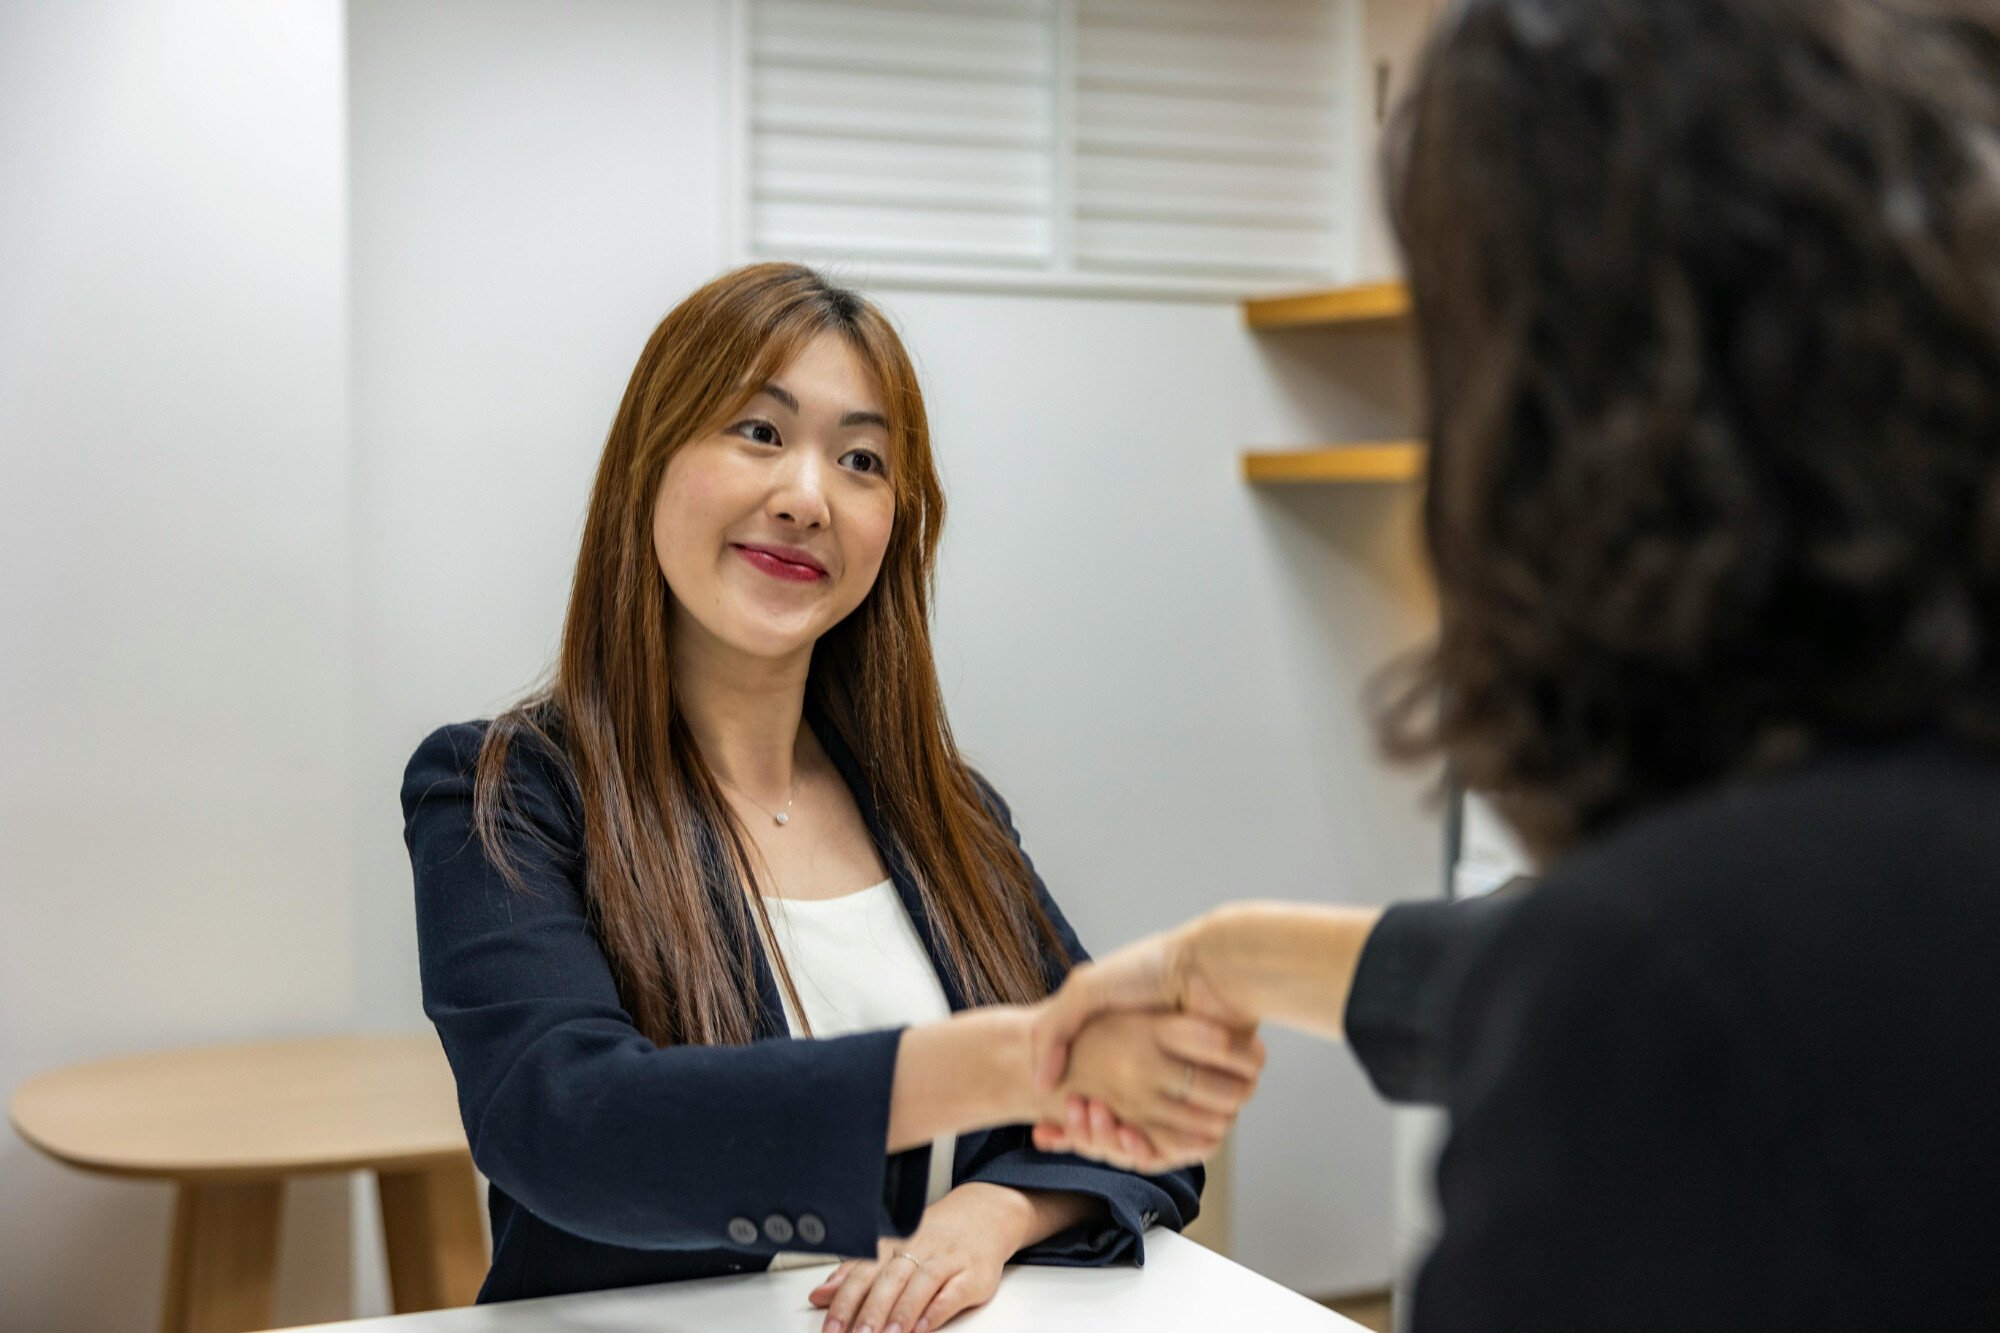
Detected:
[1386,738,2000,1329]
[402,714,1200,1305]
[1345,884,1526,1107]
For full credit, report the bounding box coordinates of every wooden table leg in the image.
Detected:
[376,1154,487,1313]
[159,1179,284,1333]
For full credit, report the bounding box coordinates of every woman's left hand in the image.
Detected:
[808,1182,1024,1333]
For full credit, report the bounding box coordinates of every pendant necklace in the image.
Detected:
[720,772,799,827]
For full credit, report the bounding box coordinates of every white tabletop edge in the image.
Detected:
[281,1230,1369,1332]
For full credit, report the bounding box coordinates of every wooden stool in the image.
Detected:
[8,1033,487,1333]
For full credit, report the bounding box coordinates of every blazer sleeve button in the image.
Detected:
[727,1217,759,1245]
[796,1213,826,1246]
[763,1213,795,1244]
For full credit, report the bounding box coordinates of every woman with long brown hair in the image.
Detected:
[401,263,1262,1331]
[1029,0,2000,1326]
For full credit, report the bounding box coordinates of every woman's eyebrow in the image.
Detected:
[755,383,799,414]
[754,384,884,429]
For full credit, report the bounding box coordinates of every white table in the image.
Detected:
[288,1231,1367,1332]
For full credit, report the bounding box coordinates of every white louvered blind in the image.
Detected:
[741,0,1352,292]
[748,0,1058,268]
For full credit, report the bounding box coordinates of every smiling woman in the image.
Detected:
[653,330,897,667]
[399,263,1265,1332]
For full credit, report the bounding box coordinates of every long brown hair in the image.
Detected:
[472,262,1068,1047]
[1378,0,2000,859]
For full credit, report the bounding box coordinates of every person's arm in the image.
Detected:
[1033,885,1532,1087]
[1027,901,1377,1098]
[1029,889,1534,1159]
[887,1008,1044,1152]
[1182,901,1381,1038]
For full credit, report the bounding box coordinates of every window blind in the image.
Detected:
[743,0,1349,290]
[748,0,1057,267]
[1073,0,1343,280]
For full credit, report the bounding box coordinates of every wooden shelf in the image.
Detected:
[1244,281,1410,331]
[1243,443,1425,485]
[1242,285,1421,487]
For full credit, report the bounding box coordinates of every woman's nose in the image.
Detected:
[769,447,830,529]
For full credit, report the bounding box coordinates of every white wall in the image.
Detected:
[1,2,1441,1325]
[0,1,356,1327]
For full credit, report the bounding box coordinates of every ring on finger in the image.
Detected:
[892,1250,927,1275]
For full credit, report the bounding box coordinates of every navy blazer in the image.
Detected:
[402,713,1202,1304]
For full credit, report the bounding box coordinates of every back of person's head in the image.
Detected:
[1382,0,2000,857]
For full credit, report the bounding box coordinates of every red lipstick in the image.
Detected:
[732,543,828,582]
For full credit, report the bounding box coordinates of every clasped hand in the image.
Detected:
[1029,921,1254,1172]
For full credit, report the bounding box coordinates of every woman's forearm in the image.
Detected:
[888,1006,1038,1152]
[946,1182,1101,1254]
[1187,902,1383,1041]
[1015,1187,1101,1248]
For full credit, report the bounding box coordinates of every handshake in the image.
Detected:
[1020,914,1264,1176]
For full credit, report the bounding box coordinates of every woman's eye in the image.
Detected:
[841,448,887,476]
[733,419,780,446]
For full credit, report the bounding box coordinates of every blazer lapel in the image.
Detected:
[693,812,791,1038]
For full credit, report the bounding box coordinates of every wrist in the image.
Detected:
[1183,906,1255,1018]
[941,1181,1040,1254]
[943,1183,1096,1254]
[888,1006,1040,1152]
[1194,901,1380,1038]
[968,1004,1040,1127]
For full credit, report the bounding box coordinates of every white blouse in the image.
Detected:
[754,879,958,1269]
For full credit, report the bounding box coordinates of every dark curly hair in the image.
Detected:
[1379,0,2000,859]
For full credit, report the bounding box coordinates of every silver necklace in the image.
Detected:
[719,772,799,827]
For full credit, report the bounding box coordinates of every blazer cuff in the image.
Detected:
[1345,890,1524,1106]
[961,1146,1202,1268]
[879,1141,931,1240]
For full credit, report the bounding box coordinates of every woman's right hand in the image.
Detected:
[1032,1007,1264,1173]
